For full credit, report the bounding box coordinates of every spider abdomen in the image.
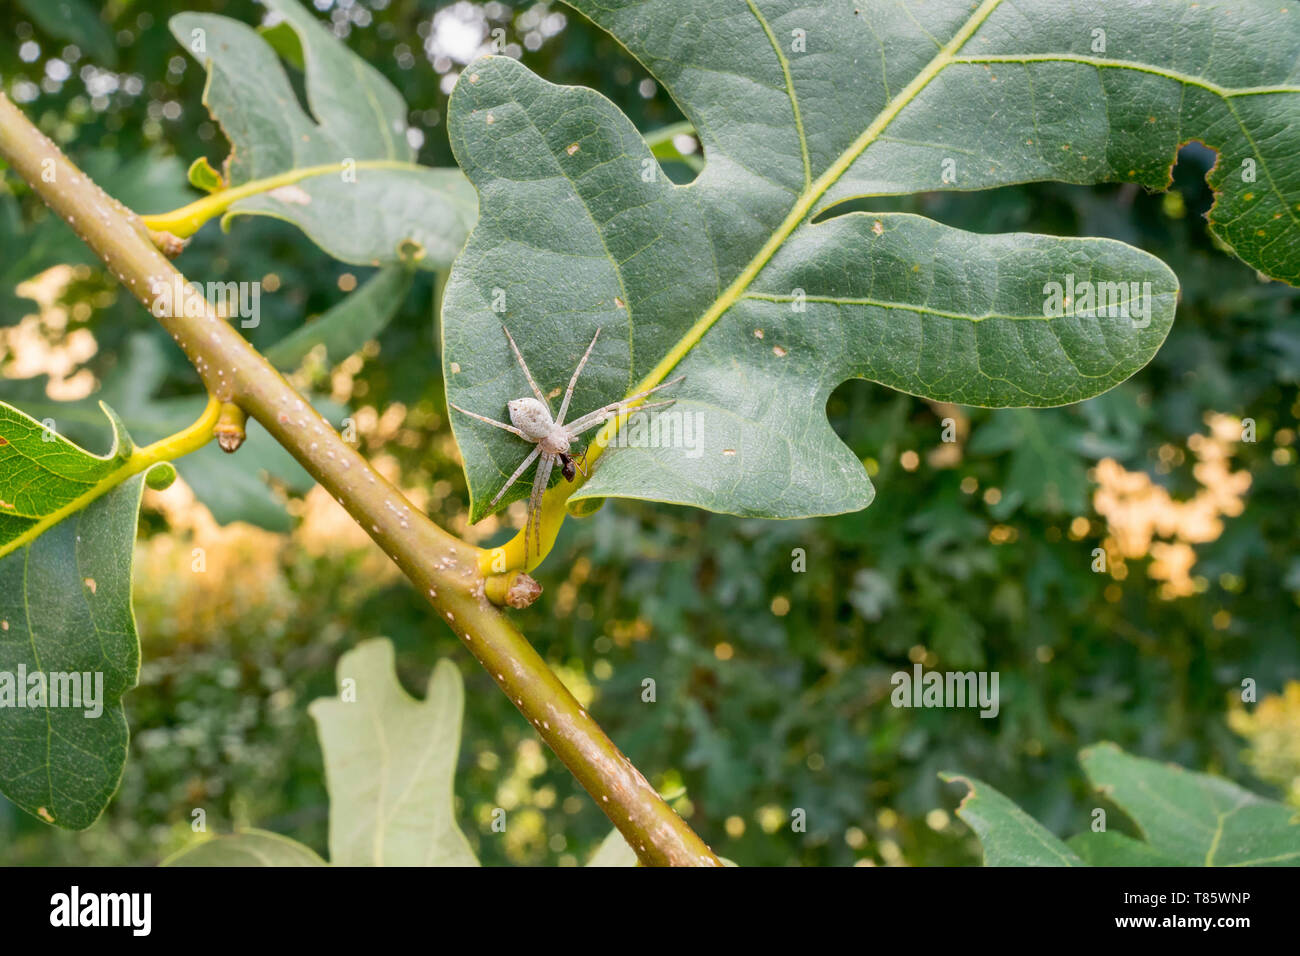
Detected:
[507,397,554,441]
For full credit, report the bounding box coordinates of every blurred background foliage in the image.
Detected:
[0,0,1297,867]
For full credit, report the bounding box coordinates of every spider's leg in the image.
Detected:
[562,375,684,434]
[572,447,589,478]
[449,402,529,440]
[566,399,676,436]
[525,453,555,558]
[502,325,552,413]
[489,445,542,508]
[555,327,601,427]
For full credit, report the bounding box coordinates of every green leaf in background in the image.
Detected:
[945,744,1300,866]
[308,639,479,867]
[0,334,336,531]
[257,19,305,72]
[266,264,414,369]
[16,0,117,67]
[163,829,326,866]
[643,121,704,175]
[1078,742,1300,866]
[0,469,158,829]
[166,0,475,269]
[966,409,1090,518]
[441,0,1300,520]
[1,151,194,325]
[940,772,1085,866]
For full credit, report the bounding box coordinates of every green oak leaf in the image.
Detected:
[308,639,479,867]
[0,401,164,827]
[1080,741,1300,866]
[941,772,1085,866]
[163,829,327,866]
[444,0,1299,522]
[167,0,475,269]
[945,744,1300,866]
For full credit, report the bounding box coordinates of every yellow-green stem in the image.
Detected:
[140,159,420,237]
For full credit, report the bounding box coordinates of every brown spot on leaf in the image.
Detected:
[84,577,97,594]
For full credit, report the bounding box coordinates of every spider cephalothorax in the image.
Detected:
[450,326,683,558]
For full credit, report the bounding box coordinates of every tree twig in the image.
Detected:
[0,91,720,867]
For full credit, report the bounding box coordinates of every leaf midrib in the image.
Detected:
[586,0,1006,458]
[744,288,1160,323]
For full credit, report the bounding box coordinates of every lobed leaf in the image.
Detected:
[945,744,1300,866]
[308,639,479,867]
[444,0,1299,522]
[167,0,475,269]
[1079,741,1300,866]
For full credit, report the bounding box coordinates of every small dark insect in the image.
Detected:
[558,449,588,482]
